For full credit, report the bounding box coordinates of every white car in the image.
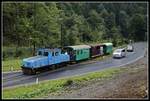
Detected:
[127,45,134,52]
[113,48,126,58]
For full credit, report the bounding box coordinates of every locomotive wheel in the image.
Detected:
[31,69,36,75]
[55,64,60,69]
[22,68,29,74]
[62,62,67,67]
[69,61,76,64]
[22,68,36,75]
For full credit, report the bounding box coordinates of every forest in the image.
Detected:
[2,2,148,59]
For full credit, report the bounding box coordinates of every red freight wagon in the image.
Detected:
[89,44,104,58]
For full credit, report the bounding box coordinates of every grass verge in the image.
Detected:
[2,59,22,72]
[2,67,127,99]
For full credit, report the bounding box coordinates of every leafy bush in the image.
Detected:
[15,49,23,57]
[3,47,34,60]
[2,51,7,61]
[63,79,73,86]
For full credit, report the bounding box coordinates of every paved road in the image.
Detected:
[2,42,147,88]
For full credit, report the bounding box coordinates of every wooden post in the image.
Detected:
[11,66,13,72]
[36,77,38,84]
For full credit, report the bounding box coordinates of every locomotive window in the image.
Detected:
[52,52,54,56]
[55,52,59,56]
[61,51,64,54]
[44,52,48,56]
[61,49,65,54]
[38,51,42,55]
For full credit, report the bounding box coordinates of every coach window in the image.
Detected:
[73,50,75,54]
[80,50,82,54]
[96,46,98,49]
[77,50,79,55]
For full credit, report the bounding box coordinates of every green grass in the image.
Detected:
[2,46,33,72]
[2,67,127,99]
[2,59,22,72]
[2,46,33,61]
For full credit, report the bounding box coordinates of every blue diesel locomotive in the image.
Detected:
[21,43,113,75]
[21,48,70,74]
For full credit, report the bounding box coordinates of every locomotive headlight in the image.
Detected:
[22,60,27,66]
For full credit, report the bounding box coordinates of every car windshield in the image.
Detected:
[128,45,132,47]
[114,50,121,53]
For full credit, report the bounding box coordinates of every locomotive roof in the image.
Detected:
[38,48,61,52]
[65,45,91,50]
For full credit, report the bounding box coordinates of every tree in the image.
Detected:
[111,26,123,46]
[118,10,129,37]
[3,2,147,48]
[128,13,146,41]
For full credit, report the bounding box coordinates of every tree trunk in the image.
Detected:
[33,42,35,56]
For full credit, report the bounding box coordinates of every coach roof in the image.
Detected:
[103,43,113,46]
[66,45,91,50]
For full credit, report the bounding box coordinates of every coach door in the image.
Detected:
[100,46,103,55]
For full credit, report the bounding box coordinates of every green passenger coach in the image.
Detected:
[64,45,91,62]
[103,43,113,54]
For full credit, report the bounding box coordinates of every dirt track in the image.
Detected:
[46,51,148,99]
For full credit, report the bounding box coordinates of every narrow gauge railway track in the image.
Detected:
[2,57,113,88]
[2,58,103,82]
[3,74,24,82]
[2,59,101,86]
[2,71,22,77]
